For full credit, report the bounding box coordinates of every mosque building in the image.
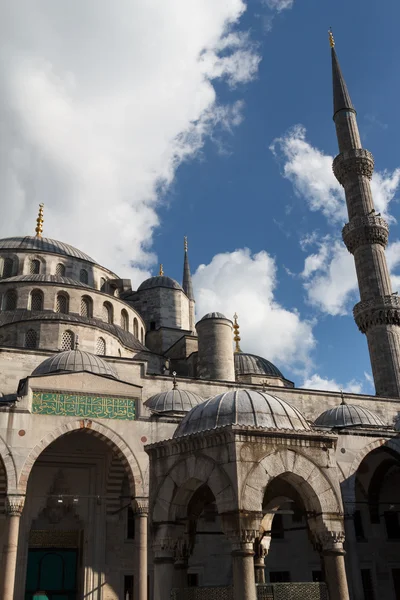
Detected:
[1,33,400,600]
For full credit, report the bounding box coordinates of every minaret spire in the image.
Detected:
[182,236,194,301]
[330,34,400,398]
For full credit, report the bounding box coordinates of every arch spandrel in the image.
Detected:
[18,419,145,497]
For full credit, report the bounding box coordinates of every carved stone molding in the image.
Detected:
[353,295,400,334]
[133,497,149,516]
[342,216,389,253]
[6,494,25,516]
[333,148,374,185]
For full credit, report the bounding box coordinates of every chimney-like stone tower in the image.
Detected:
[330,33,400,397]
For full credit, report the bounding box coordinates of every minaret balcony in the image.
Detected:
[333,148,374,185]
[353,294,400,334]
[342,215,389,253]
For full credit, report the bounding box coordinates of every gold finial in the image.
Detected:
[172,371,178,390]
[35,203,44,238]
[233,312,242,353]
[159,263,164,276]
[184,236,188,252]
[340,389,346,405]
[328,28,335,49]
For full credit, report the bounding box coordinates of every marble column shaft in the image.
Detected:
[232,542,257,600]
[134,499,149,600]
[0,495,25,600]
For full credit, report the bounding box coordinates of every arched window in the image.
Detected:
[4,290,17,311]
[96,337,106,355]
[61,330,74,350]
[80,269,88,284]
[56,263,66,277]
[2,257,14,279]
[141,328,144,344]
[80,295,92,318]
[30,259,40,274]
[30,290,44,311]
[133,318,138,338]
[103,302,113,324]
[111,285,119,297]
[56,293,69,314]
[121,309,129,331]
[100,277,106,291]
[25,329,38,349]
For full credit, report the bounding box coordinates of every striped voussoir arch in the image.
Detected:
[105,454,128,517]
[18,420,143,497]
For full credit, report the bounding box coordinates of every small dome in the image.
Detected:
[145,389,204,413]
[137,276,183,292]
[32,350,117,379]
[174,389,310,437]
[0,236,95,263]
[234,352,283,378]
[200,312,228,321]
[314,403,385,429]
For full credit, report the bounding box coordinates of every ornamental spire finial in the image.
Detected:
[328,28,335,49]
[233,313,242,353]
[35,203,44,238]
[159,264,164,276]
[184,236,188,252]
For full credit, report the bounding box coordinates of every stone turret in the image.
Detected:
[196,312,235,381]
[330,32,400,397]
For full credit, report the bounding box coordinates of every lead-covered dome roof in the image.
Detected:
[137,276,183,292]
[145,388,204,413]
[234,352,283,378]
[200,312,227,320]
[314,403,385,429]
[32,350,117,379]
[0,236,95,263]
[174,389,310,437]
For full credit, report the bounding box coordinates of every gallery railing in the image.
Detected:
[171,582,328,600]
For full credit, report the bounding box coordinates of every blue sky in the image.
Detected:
[1,0,400,394]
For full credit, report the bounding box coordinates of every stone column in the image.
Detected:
[153,537,176,600]
[0,494,25,600]
[319,532,350,600]
[230,533,257,600]
[174,537,190,590]
[253,535,270,584]
[134,498,149,600]
[343,512,364,600]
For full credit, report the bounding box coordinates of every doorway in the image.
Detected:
[25,549,78,600]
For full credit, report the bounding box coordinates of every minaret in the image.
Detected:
[330,31,400,397]
[182,236,195,333]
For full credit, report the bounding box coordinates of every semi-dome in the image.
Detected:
[32,349,117,379]
[314,403,385,429]
[137,276,183,292]
[145,388,204,413]
[200,312,228,321]
[0,236,95,263]
[234,352,283,378]
[173,389,310,437]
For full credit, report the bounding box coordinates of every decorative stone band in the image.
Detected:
[6,494,25,516]
[316,530,346,554]
[133,497,149,516]
[342,215,389,253]
[353,294,400,334]
[333,148,374,185]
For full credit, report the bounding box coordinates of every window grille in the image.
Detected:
[96,337,106,355]
[56,263,65,277]
[80,269,88,284]
[30,291,43,311]
[30,259,40,274]
[121,310,129,331]
[80,296,91,318]
[61,330,74,350]
[133,318,138,338]
[103,302,112,323]
[4,290,17,311]
[2,258,14,279]
[56,293,68,314]
[25,329,38,349]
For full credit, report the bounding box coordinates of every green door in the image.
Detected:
[25,549,78,600]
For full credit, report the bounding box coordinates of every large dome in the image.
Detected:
[0,236,95,263]
[314,403,385,429]
[234,352,283,378]
[32,350,117,379]
[137,276,183,292]
[173,389,310,437]
[145,389,204,413]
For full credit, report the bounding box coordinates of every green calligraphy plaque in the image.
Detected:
[32,391,136,421]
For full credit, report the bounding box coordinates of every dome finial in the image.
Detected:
[172,370,178,390]
[340,389,346,405]
[159,263,164,276]
[35,203,44,238]
[75,335,80,350]
[233,313,242,353]
[328,28,335,48]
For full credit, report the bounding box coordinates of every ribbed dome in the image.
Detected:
[174,389,310,437]
[234,352,283,378]
[32,350,117,378]
[314,403,385,429]
[137,276,183,292]
[145,389,204,413]
[0,236,95,263]
[200,312,227,321]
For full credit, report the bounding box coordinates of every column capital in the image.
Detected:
[133,497,149,515]
[316,530,346,555]
[6,494,25,516]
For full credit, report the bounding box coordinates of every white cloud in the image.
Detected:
[302,373,363,394]
[0,0,260,286]
[193,248,315,371]
[263,0,295,12]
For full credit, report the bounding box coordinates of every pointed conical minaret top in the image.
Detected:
[329,29,355,119]
[182,236,194,301]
